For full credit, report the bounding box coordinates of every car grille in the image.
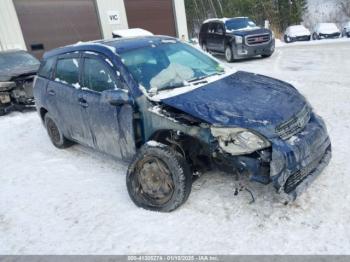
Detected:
[275,105,311,140]
[246,34,271,45]
[284,151,325,193]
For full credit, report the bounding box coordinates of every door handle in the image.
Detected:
[48,90,56,96]
[78,97,88,108]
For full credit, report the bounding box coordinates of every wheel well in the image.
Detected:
[149,129,211,173]
[39,107,48,122]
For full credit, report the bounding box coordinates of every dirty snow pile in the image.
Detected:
[1,40,350,254]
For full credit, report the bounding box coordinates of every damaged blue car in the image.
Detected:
[34,36,331,212]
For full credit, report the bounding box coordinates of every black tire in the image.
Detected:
[202,43,208,52]
[312,33,319,40]
[126,142,192,212]
[284,35,291,43]
[262,53,273,58]
[224,45,234,62]
[0,107,6,116]
[44,113,73,149]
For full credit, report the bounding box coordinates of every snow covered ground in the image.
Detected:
[1,39,350,255]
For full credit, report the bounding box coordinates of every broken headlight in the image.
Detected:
[211,127,271,155]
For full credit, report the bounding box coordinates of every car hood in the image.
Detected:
[0,65,38,82]
[160,71,308,137]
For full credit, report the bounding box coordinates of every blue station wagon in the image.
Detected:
[34,36,331,212]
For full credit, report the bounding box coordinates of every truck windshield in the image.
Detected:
[225,18,257,31]
[119,41,224,92]
[0,51,39,73]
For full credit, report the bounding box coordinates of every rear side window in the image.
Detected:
[83,58,117,92]
[55,58,80,86]
[200,23,209,33]
[38,57,55,79]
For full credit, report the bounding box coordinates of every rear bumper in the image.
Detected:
[234,39,275,58]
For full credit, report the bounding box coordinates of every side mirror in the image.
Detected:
[101,89,131,106]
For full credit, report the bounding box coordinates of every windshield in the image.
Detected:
[225,18,257,31]
[0,51,39,74]
[119,41,224,92]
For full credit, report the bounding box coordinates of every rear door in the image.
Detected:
[212,23,225,52]
[206,22,216,50]
[80,53,136,160]
[47,53,92,146]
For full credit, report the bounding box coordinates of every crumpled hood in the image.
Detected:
[0,66,38,82]
[160,71,307,137]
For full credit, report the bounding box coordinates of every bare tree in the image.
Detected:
[338,0,350,17]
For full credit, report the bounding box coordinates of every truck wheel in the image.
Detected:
[44,113,72,149]
[202,43,208,52]
[262,52,273,58]
[126,142,192,212]
[225,45,234,62]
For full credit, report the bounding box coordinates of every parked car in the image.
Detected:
[198,17,275,62]
[342,22,350,38]
[112,28,153,38]
[284,25,311,43]
[34,36,331,212]
[312,23,341,40]
[0,49,40,116]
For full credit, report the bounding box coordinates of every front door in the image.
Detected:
[80,53,136,160]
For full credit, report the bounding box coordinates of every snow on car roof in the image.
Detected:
[203,17,248,24]
[43,36,177,59]
[112,28,153,38]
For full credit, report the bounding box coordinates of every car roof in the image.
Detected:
[43,35,177,60]
[203,17,248,24]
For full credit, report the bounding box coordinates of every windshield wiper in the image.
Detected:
[157,81,188,91]
[188,71,224,83]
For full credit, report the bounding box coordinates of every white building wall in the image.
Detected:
[95,0,129,39]
[173,0,189,40]
[0,0,26,51]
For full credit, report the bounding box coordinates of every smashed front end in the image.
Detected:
[0,74,36,115]
[211,105,331,201]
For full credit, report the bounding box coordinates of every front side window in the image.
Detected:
[38,57,55,79]
[55,58,80,87]
[83,58,117,92]
[119,41,224,92]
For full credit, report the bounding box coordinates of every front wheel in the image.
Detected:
[225,45,234,62]
[126,142,192,212]
[284,35,291,43]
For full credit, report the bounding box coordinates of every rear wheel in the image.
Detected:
[202,43,208,52]
[126,142,192,212]
[312,33,319,40]
[44,113,72,149]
